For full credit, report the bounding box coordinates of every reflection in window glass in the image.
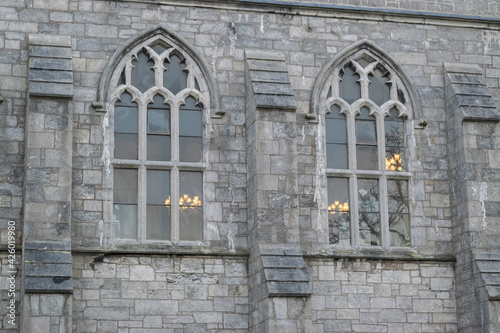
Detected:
[385,108,406,172]
[179,97,202,162]
[388,180,410,246]
[131,50,155,93]
[179,171,203,241]
[147,170,171,240]
[356,107,377,170]
[113,169,138,239]
[164,54,188,95]
[147,95,171,161]
[358,179,380,246]
[327,177,350,245]
[326,105,348,169]
[339,63,361,104]
[114,92,138,160]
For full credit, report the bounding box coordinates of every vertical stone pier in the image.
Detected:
[445,63,500,332]
[245,50,312,332]
[21,34,74,333]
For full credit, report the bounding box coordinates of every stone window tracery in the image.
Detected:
[324,52,411,248]
[110,37,208,244]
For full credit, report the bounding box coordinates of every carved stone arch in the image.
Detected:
[93,25,223,118]
[311,39,422,124]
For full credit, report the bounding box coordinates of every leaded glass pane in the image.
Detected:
[359,213,381,246]
[179,96,203,162]
[115,134,138,160]
[148,95,170,134]
[179,137,202,162]
[387,180,409,214]
[356,146,378,170]
[326,118,347,144]
[356,107,377,170]
[385,148,406,172]
[148,135,171,161]
[385,121,405,147]
[327,177,350,245]
[147,95,171,161]
[115,107,138,133]
[163,54,188,95]
[151,42,169,55]
[131,50,155,93]
[115,93,138,160]
[369,67,391,106]
[147,170,171,240]
[113,205,137,239]
[389,214,410,247]
[358,179,380,246]
[339,64,361,104]
[179,110,202,137]
[113,169,138,239]
[355,120,376,144]
[113,169,137,203]
[179,171,203,241]
[326,144,348,169]
[385,108,406,172]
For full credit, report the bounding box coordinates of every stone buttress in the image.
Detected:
[21,34,74,333]
[245,49,312,333]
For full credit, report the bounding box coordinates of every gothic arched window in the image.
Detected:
[111,38,209,244]
[324,52,411,248]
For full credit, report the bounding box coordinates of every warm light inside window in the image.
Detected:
[385,154,402,171]
[164,195,202,208]
[328,201,350,214]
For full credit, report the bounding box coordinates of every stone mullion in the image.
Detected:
[171,103,180,244]
[376,112,390,249]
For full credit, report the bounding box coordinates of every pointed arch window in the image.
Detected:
[324,53,411,248]
[111,38,208,244]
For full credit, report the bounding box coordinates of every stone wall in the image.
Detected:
[72,255,249,332]
[308,259,457,332]
[1,0,500,332]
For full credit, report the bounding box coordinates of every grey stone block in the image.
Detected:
[484,201,500,216]
[29,57,73,71]
[29,69,73,83]
[267,281,312,296]
[25,251,73,264]
[247,59,288,72]
[25,276,73,292]
[254,94,296,110]
[264,268,309,282]
[29,81,74,97]
[253,82,295,96]
[29,45,72,59]
[25,263,73,277]
[250,70,290,83]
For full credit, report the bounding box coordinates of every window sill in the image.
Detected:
[72,243,249,257]
[304,247,455,262]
